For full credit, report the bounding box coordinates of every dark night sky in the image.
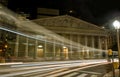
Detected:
[6,0,120,26]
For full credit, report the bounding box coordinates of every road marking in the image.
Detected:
[76,73,88,77]
[44,63,107,77]
[0,61,108,77]
[22,71,49,77]
[91,75,98,77]
[62,72,78,77]
[33,69,67,77]
[80,71,101,74]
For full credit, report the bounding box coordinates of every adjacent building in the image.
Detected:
[37,8,59,19]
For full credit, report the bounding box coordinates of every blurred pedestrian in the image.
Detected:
[108,49,113,62]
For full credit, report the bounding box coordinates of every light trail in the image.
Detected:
[0,62,23,65]
[0,60,108,77]
[11,59,107,67]
[0,3,108,53]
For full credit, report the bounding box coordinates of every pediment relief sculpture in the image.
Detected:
[33,15,105,31]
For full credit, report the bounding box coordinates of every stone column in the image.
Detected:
[70,34,73,59]
[85,35,89,58]
[34,40,38,59]
[14,35,19,57]
[77,34,80,59]
[53,39,56,59]
[85,35,88,46]
[92,36,95,58]
[43,39,47,59]
[92,36,95,48]
[98,36,102,58]
[105,37,108,50]
[25,37,28,58]
[98,36,102,49]
[105,37,108,59]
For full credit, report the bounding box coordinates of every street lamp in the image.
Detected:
[113,20,120,29]
[113,20,120,76]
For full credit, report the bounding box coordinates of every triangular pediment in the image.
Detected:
[32,15,107,36]
[32,15,104,31]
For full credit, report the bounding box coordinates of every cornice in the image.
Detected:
[32,15,107,36]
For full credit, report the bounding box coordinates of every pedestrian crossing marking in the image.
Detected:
[22,71,46,77]
[62,72,78,77]
[91,75,98,77]
[80,71,101,74]
[32,69,67,77]
[22,73,38,77]
[76,73,88,77]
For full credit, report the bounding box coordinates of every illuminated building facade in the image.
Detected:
[0,5,113,62]
[32,15,112,60]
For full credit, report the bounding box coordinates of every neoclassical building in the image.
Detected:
[32,15,112,59]
[0,5,113,62]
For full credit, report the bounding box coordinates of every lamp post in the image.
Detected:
[113,20,120,76]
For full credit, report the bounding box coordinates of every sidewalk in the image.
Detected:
[103,69,119,77]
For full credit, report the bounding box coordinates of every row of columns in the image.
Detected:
[14,35,57,59]
[69,34,108,50]
[67,34,108,59]
[13,34,108,60]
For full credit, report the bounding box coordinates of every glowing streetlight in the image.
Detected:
[113,20,120,76]
[113,20,120,29]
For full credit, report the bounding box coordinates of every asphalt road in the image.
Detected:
[41,63,112,77]
[0,60,112,77]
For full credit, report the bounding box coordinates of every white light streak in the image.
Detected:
[0,4,108,53]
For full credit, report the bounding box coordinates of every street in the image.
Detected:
[0,60,113,77]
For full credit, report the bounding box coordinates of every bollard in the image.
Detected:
[113,62,119,69]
